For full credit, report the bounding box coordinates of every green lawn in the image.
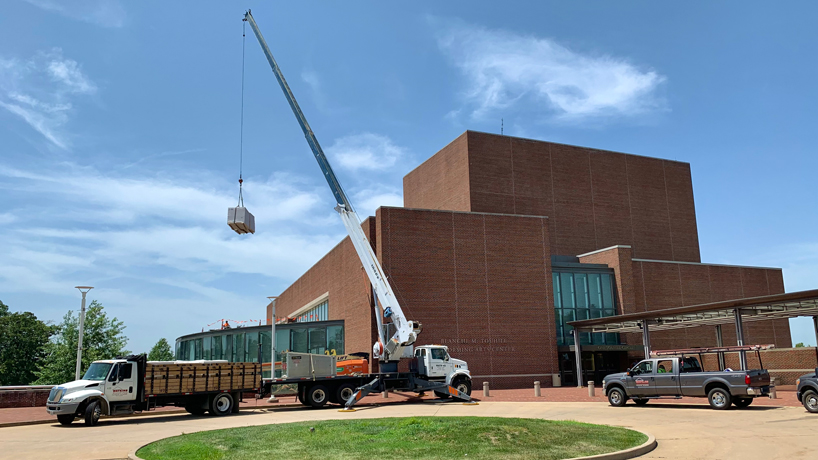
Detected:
[137,416,647,460]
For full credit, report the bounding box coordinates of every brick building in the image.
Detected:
[266,130,793,389]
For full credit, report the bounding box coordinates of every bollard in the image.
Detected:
[382,390,388,399]
[588,381,595,397]
[769,377,777,399]
[534,381,541,397]
[483,381,490,397]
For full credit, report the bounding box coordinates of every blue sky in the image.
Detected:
[0,1,816,354]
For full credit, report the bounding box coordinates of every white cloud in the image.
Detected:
[24,0,126,28]
[0,49,96,149]
[435,19,667,122]
[353,186,403,218]
[326,133,406,171]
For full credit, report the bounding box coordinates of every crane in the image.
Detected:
[243,10,421,368]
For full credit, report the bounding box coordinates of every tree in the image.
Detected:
[795,342,806,348]
[148,338,175,361]
[0,301,53,385]
[34,301,128,385]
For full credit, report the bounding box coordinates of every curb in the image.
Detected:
[566,431,656,460]
[128,426,655,460]
[0,403,296,429]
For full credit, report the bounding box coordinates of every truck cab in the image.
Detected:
[412,345,472,395]
[46,358,140,426]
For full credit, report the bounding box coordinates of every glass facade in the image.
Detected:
[553,271,619,346]
[295,300,328,322]
[174,320,344,378]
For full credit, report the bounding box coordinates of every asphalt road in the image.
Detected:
[1,401,813,460]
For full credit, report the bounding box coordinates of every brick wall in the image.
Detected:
[403,132,470,212]
[0,388,51,408]
[701,347,818,385]
[630,260,791,351]
[267,218,377,372]
[404,131,702,263]
[377,207,559,389]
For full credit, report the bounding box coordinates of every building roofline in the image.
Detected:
[577,245,632,258]
[632,258,782,271]
[464,130,692,165]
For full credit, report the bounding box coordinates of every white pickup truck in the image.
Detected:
[46,354,261,426]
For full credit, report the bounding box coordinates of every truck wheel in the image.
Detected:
[57,414,75,426]
[802,390,818,413]
[210,392,234,416]
[306,384,329,408]
[708,387,732,410]
[336,383,356,405]
[84,400,101,426]
[453,377,472,396]
[733,398,753,409]
[607,387,627,407]
[633,398,649,406]
[298,385,308,406]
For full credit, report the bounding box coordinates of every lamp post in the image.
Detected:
[267,296,278,403]
[74,286,94,381]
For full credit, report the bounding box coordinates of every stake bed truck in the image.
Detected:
[46,354,261,426]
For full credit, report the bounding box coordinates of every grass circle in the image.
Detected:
[137,416,647,460]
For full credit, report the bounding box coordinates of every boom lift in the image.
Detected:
[244,11,473,409]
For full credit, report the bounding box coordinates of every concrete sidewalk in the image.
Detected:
[1,400,814,460]
[1,386,801,427]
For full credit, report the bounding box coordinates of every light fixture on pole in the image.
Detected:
[74,286,94,381]
[267,296,278,403]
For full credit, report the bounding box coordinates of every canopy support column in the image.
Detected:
[642,320,651,359]
[813,316,818,349]
[573,328,583,388]
[734,309,747,370]
[715,325,725,370]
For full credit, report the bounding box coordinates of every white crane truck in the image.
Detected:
[243,10,473,410]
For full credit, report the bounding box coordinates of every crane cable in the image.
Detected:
[237,19,247,207]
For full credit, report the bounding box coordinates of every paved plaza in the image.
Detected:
[0,395,813,460]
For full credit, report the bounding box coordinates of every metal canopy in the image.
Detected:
[567,289,818,334]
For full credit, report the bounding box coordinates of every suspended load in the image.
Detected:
[228,206,255,234]
[228,177,255,234]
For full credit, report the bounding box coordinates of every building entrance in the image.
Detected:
[558,350,629,386]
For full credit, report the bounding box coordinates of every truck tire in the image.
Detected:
[335,383,356,405]
[802,390,818,413]
[607,387,627,407]
[633,398,649,406]
[453,377,472,397]
[210,392,234,416]
[733,397,753,409]
[298,384,308,406]
[305,384,329,408]
[708,387,732,410]
[84,400,101,426]
[57,414,75,426]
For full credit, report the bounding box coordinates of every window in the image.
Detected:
[108,364,120,382]
[308,328,327,354]
[120,363,132,379]
[327,325,344,356]
[553,271,619,347]
[635,361,653,375]
[656,360,673,374]
[246,332,259,362]
[681,357,702,373]
[431,348,447,360]
[233,333,245,362]
[296,300,328,323]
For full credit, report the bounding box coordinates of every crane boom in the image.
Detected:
[244,11,420,363]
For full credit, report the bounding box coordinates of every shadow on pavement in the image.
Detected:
[620,403,780,411]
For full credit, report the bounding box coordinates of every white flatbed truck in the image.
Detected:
[47,354,261,426]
